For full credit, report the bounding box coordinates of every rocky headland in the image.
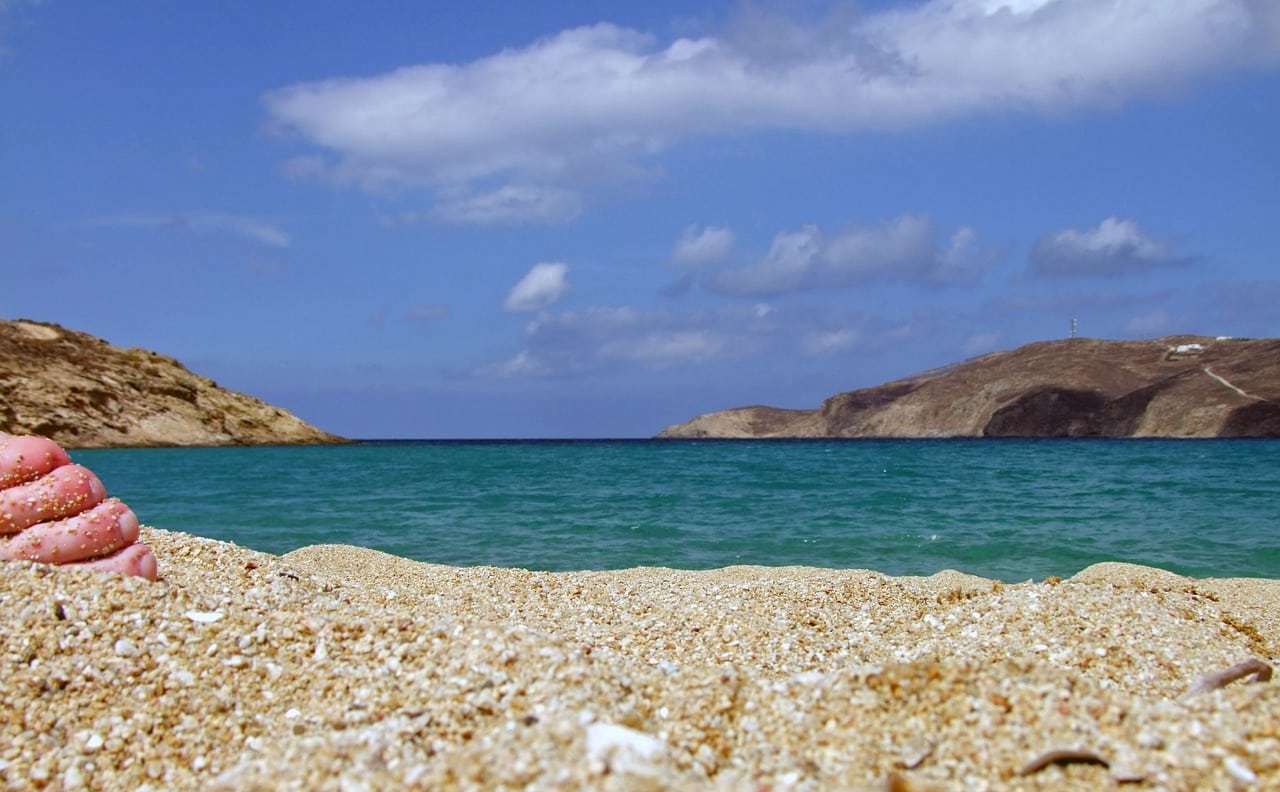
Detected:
[0,318,345,448]
[658,336,1280,439]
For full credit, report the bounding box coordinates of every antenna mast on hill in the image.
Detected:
[1070,318,1078,339]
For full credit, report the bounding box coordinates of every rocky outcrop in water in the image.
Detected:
[658,336,1280,439]
[1,318,346,448]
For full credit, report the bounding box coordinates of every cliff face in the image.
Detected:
[1,319,346,448]
[658,336,1280,439]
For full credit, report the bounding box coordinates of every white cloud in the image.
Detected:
[264,2,1280,217]
[601,328,727,367]
[801,328,859,356]
[89,211,291,247]
[1030,217,1188,276]
[428,185,583,225]
[671,225,735,267]
[938,226,987,283]
[706,214,992,296]
[479,350,551,378]
[504,262,571,312]
[482,305,756,378]
[712,225,822,295]
[479,302,926,378]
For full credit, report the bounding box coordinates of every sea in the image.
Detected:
[73,439,1280,582]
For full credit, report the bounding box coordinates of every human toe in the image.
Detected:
[72,543,158,581]
[0,464,107,534]
[0,499,138,565]
[0,435,73,488]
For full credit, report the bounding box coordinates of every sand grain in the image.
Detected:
[2,527,1276,790]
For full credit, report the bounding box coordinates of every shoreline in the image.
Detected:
[2,526,1276,789]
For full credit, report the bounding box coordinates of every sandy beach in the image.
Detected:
[1,526,1276,790]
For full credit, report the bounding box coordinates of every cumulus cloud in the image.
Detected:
[428,185,582,226]
[706,214,991,296]
[1030,217,1189,277]
[504,262,571,312]
[264,1,1280,219]
[89,211,290,247]
[671,225,735,267]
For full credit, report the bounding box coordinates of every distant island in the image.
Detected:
[658,336,1280,439]
[1,318,346,448]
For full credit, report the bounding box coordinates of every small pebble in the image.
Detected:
[1224,756,1258,784]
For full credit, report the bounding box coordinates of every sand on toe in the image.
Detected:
[1,526,1276,790]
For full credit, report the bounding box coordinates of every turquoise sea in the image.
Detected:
[75,439,1279,581]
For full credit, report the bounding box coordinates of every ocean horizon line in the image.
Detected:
[351,436,1276,444]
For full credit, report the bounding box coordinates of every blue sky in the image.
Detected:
[3,1,1278,438]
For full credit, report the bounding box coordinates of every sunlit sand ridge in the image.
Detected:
[2,526,1276,790]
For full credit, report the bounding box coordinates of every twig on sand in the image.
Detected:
[1017,749,1109,777]
[1183,657,1273,699]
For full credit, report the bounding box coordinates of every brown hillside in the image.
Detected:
[1,318,346,448]
[657,336,1280,439]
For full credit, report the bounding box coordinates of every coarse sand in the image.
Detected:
[2,526,1277,790]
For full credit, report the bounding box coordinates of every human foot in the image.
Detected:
[0,434,158,580]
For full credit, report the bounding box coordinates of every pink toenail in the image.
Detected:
[117,509,139,542]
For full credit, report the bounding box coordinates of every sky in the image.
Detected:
[2,1,1278,438]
